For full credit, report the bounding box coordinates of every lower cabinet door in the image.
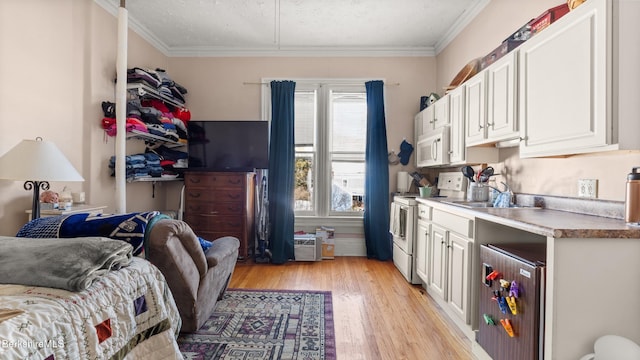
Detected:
[415,219,430,283]
[428,225,448,300]
[447,232,471,324]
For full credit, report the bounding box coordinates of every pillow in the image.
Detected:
[198,237,213,253]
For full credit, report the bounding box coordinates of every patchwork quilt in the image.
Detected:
[0,258,182,359]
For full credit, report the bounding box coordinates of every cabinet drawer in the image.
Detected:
[185,201,243,215]
[185,189,244,202]
[185,214,244,232]
[185,172,244,188]
[433,209,474,238]
[418,204,432,220]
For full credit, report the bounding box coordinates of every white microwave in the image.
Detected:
[416,126,450,167]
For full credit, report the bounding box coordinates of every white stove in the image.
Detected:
[390,172,467,284]
[390,194,420,284]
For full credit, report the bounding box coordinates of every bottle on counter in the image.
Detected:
[625,167,640,224]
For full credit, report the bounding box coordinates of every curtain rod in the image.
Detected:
[243,82,400,86]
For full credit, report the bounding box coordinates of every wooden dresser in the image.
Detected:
[184,171,255,260]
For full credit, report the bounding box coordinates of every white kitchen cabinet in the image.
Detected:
[466,51,518,147]
[486,51,518,142]
[446,231,471,323]
[518,0,640,157]
[427,208,474,326]
[428,224,447,299]
[518,0,607,157]
[415,204,431,284]
[432,94,450,130]
[449,85,499,165]
[448,85,466,164]
[464,71,487,145]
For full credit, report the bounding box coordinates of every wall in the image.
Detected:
[167,56,436,197]
[0,0,174,235]
[435,0,640,201]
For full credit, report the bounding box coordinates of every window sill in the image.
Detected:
[295,216,363,227]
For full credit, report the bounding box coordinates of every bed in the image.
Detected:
[0,235,183,360]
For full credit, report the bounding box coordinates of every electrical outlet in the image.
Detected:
[578,179,598,198]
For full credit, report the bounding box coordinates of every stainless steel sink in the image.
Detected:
[441,200,541,209]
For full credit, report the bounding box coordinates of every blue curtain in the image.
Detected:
[364,80,391,261]
[268,80,296,264]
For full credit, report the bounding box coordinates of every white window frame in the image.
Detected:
[261,78,370,219]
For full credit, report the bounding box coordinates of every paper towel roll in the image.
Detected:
[397,171,410,193]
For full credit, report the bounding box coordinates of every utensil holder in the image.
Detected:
[467,182,489,202]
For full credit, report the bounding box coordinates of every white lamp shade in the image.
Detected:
[0,139,84,182]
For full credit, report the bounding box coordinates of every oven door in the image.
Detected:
[390,202,414,255]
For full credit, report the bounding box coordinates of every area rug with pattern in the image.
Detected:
[177,289,336,360]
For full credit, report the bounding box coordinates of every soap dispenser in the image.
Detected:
[625,167,640,224]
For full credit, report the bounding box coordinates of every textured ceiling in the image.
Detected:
[95,0,489,56]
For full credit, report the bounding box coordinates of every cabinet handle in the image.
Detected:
[441,240,446,244]
[448,150,454,154]
[487,122,494,127]
[228,179,241,185]
[431,139,440,161]
[189,193,201,198]
[478,124,484,130]
[189,178,201,184]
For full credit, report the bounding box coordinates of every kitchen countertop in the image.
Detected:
[416,196,640,239]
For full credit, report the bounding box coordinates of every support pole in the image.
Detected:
[115,0,127,213]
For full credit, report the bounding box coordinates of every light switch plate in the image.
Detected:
[578,179,598,198]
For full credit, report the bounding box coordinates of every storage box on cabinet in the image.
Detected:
[184,171,255,260]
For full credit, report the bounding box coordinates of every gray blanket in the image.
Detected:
[0,236,133,292]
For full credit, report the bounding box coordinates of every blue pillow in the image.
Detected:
[198,237,213,252]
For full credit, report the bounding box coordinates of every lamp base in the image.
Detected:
[24,181,50,220]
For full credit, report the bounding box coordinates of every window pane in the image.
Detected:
[295,91,316,146]
[294,91,316,213]
[331,159,365,212]
[330,90,366,213]
[295,153,314,211]
[331,92,367,152]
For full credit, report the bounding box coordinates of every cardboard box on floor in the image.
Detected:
[316,226,335,259]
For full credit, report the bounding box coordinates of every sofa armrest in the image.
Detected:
[205,236,240,267]
[147,219,208,276]
[146,219,207,304]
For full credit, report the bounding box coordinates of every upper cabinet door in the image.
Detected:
[465,71,487,146]
[518,0,609,158]
[486,51,518,142]
[448,85,466,164]
[433,94,450,130]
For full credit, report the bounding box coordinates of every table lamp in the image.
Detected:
[0,137,84,219]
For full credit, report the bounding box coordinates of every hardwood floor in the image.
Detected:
[231,257,474,360]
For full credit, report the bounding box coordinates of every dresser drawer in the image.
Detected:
[185,214,244,232]
[185,201,243,215]
[186,172,244,188]
[185,189,244,202]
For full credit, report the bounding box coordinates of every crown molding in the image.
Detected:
[167,46,436,58]
[93,0,171,56]
[434,0,491,55]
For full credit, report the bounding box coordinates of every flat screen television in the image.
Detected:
[187,120,269,172]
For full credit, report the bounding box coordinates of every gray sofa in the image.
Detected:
[145,219,240,333]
